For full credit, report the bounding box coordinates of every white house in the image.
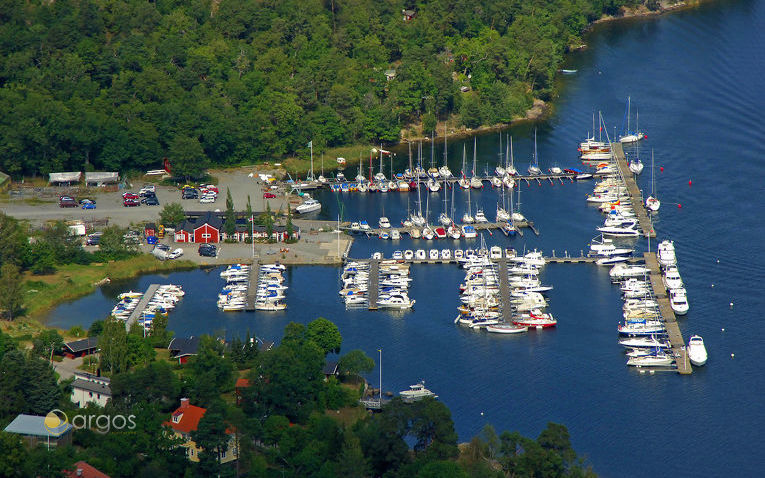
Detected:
[71,372,112,408]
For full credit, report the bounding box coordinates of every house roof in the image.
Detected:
[49,172,82,183]
[74,371,110,384]
[165,404,207,434]
[178,211,223,233]
[72,378,112,396]
[64,337,99,354]
[64,461,111,478]
[168,336,200,357]
[323,361,339,375]
[4,414,73,438]
[84,172,119,183]
[259,340,274,351]
[235,378,251,389]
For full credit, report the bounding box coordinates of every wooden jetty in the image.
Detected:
[341,220,537,237]
[125,284,160,331]
[244,260,260,311]
[367,259,380,310]
[644,252,691,374]
[612,142,656,238]
[497,259,513,323]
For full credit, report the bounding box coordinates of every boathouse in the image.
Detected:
[63,337,100,358]
[174,212,222,244]
[3,414,73,448]
[168,336,200,365]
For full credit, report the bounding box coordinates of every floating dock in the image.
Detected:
[341,220,537,237]
[125,284,160,331]
[644,252,691,374]
[612,142,656,238]
[367,259,380,310]
[244,260,260,311]
[497,259,513,323]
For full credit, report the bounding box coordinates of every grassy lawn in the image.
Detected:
[22,254,197,319]
[325,405,369,428]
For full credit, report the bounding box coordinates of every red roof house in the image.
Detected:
[64,461,110,478]
[164,398,238,463]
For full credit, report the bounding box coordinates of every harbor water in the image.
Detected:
[45,1,765,476]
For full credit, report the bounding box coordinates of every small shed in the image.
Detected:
[402,9,416,21]
[323,361,339,381]
[4,414,73,448]
[85,172,119,186]
[168,336,200,365]
[63,337,100,358]
[144,222,157,237]
[384,69,397,81]
[49,172,82,185]
[235,378,251,405]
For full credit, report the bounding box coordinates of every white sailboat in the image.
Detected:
[462,186,475,223]
[619,96,645,143]
[495,132,506,177]
[438,125,453,178]
[506,135,518,176]
[470,137,483,189]
[628,137,644,175]
[458,144,470,188]
[528,129,542,175]
[645,150,661,212]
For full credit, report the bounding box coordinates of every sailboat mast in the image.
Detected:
[627,96,631,134]
[408,142,413,173]
[443,124,448,168]
[472,137,477,176]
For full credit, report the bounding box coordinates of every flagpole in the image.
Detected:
[309,141,314,180]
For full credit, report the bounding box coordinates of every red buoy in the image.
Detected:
[660,167,664,172]
[678,204,682,208]
[688,179,692,186]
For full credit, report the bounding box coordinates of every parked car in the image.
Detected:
[59,196,77,208]
[198,243,217,257]
[199,196,215,204]
[85,232,102,246]
[81,200,96,209]
[139,185,156,196]
[122,192,139,200]
[78,198,96,205]
[263,192,277,199]
[123,198,140,207]
[146,235,158,245]
[142,196,160,206]
[182,189,199,199]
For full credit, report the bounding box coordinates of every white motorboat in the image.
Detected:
[404,250,414,260]
[461,225,477,238]
[474,209,488,223]
[657,240,677,267]
[669,287,689,315]
[296,197,321,214]
[619,335,671,349]
[400,381,437,402]
[610,263,649,280]
[486,323,528,334]
[597,225,640,237]
[377,294,415,309]
[415,249,426,260]
[428,249,439,260]
[662,266,684,290]
[589,236,634,257]
[391,229,401,240]
[626,352,673,367]
[378,217,391,229]
[618,321,665,336]
[596,255,631,266]
[688,335,707,366]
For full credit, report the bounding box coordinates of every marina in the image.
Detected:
[124,284,160,331]
[244,261,261,311]
[611,142,656,238]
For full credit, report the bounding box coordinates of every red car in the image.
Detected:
[263,192,277,199]
[123,199,140,207]
[122,192,139,200]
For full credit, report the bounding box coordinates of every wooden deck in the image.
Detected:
[612,142,656,238]
[244,260,260,311]
[367,259,379,310]
[644,252,691,374]
[125,284,160,331]
[497,259,513,323]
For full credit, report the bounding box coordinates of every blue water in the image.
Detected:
[44,2,765,476]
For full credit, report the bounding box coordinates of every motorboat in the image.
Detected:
[434,227,447,239]
[688,335,707,366]
[378,217,391,229]
[400,381,437,402]
[662,266,684,290]
[618,321,665,336]
[589,236,634,257]
[513,310,557,329]
[378,231,390,240]
[486,323,528,334]
[404,250,414,260]
[415,249,426,260]
[596,255,631,266]
[360,220,371,230]
[657,240,677,267]
[441,249,451,260]
[626,352,674,367]
[619,335,671,349]
[669,288,689,315]
[454,249,464,260]
[461,225,477,239]
[377,293,415,309]
[391,229,401,240]
[429,249,439,260]
[610,263,649,281]
[296,197,321,214]
[489,246,503,259]
[474,209,488,223]
[597,225,640,237]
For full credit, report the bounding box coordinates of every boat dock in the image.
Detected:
[341,220,538,237]
[367,259,380,310]
[497,259,513,323]
[612,142,656,238]
[347,254,642,266]
[125,284,160,331]
[244,260,261,311]
[644,252,691,374]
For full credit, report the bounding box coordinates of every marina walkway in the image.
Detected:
[367,259,380,310]
[341,220,538,237]
[244,260,260,311]
[612,142,656,238]
[125,284,160,331]
[644,252,691,374]
[497,259,513,323]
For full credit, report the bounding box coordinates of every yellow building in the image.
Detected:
[164,398,238,463]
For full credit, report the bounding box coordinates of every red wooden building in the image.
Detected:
[174,212,222,243]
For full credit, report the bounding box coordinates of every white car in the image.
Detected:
[199,196,215,204]
[392,251,403,260]
[168,248,184,259]
[429,249,439,260]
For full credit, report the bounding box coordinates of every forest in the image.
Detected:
[0,0,643,177]
[0,318,597,477]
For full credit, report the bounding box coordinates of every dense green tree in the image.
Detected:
[159,202,186,227]
[224,187,236,237]
[99,318,128,374]
[187,336,234,407]
[98,225,136,259]
[337,349,375,378]
[306,317,342,355]
[31,329,63,359]
[0,214,28,268]
[0,264,24,320]
[169,135,209,180]
[0,432,27,477]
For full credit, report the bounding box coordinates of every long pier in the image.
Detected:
[612,142,656,238]
[244,260,260,311]
[497,259,513,323]
[125,284,160,331]
[347,255,642,265]
[367,259,379,310]
[644,252,691,374]
[341,220,538,237]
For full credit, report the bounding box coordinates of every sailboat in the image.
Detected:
[495,132,506,177]
[628,134,644,175]
[447,186,462,239]
[458,145,470,188]
[462,186,475,223]
[439,125,453,178]
[470,137,483,189]
[318,153,327,184]
[496,186,510,222]
[438,178,451,225]
[645,150,661,212]
[427,132,439,179]
[411,174,426,226]
[619,96,646,143]
[528,129,542,175]
[422,193,435,240]
[506,135,518,176]
[356,153,366,183]
[511,181,526,222]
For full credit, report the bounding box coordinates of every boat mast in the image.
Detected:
[443,123,448,168]
[408,141,413,173]
[309,140,314,180]
[498,132,503,167]
[430,131,435,169]
[472,137,477,176]
[505,134,510,169]
[510,136,514,170]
